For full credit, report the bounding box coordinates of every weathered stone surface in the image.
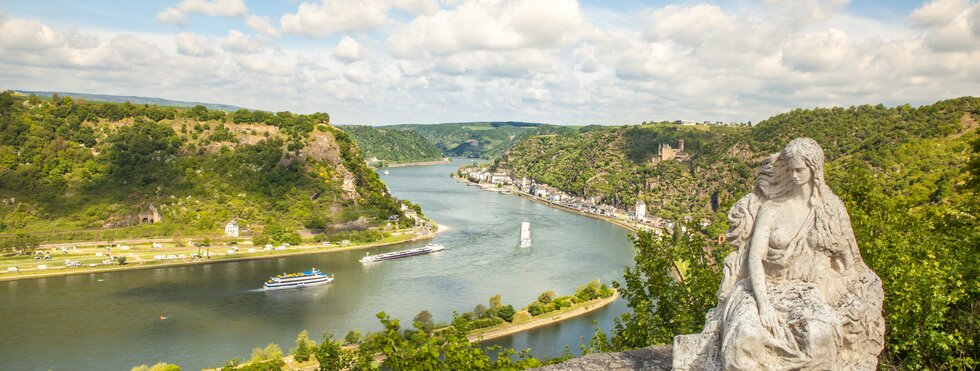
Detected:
[673,138,885,370]
[535,345,672,371]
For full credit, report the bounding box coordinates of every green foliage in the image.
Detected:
[324,229,388,244]
[373,311,542,370]
[107,120,181,185]
[609,229,725,349]
[340,125,443,164]
[537,290,556,304]
[131,362,181,371]
[497,305,516,322]
[292,330,315,362]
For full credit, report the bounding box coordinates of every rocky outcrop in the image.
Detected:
[535,346,672,371]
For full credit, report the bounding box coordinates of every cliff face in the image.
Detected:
[0,92,404,241]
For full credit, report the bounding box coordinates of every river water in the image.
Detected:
[0,159,635,370]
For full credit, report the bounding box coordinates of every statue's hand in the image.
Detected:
[759,304,779,334]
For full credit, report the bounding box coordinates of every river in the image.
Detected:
[0,159,635,370]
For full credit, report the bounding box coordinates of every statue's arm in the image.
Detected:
[748,204,779,333]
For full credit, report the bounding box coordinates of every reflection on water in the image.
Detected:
[0,159,635,370]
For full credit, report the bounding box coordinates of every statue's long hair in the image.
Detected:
[721,138,860,297]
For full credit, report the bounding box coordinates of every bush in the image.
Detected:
[249,343,282,363]
[131,363,181,371]
[497,305,516,322]
[527,302,544,316]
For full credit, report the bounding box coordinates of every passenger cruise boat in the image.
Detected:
[263,268,334,290]
[360,243,445,263]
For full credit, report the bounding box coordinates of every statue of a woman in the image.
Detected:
[674,138,884,370]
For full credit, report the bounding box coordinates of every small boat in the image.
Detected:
[520,221,531,248]
[384,170,390,175]
[263,268,334,290]
[360,243,445,263]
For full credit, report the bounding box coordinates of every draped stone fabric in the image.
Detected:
[673,138,884,370]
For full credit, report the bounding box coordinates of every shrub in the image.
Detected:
[497,305,516,322]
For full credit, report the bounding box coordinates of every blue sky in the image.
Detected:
[0,0,977,125]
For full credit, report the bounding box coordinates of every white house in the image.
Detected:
[490,173,512,184]
[635,199,647,221]
[225,220,239,238]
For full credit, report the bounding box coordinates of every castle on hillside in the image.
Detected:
[651,139,690,165]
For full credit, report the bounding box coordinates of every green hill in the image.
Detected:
[384,121,574,159]
[339,125,443,165]
[0,91,414,245]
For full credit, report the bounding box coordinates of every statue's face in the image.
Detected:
[789,156,811,186]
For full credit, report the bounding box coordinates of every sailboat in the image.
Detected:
[520,221,531,248]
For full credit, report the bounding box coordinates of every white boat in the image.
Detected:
[263,268,334,290]
[360,243,445,263]
[520,221,531,248]
[384,170,390,175]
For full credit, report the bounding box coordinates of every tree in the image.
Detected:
[608,228,725,350]
[116,256,127,265]
[106,120,180,185]
[131,362,181,371]
[413,310,434,333]
[248,343,282,363]
[293,330,314,362]
[472,304,487,319]
[497,305,516,323]
[537,290,556,304]
[343,330,360,345]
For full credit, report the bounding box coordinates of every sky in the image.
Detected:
[0,0,977,125]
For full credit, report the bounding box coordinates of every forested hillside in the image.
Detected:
[521,97,980,369]
[0,91,410,245]
[386,122,574,158]
[340,125,443,165]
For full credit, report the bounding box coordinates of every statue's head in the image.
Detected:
[779,137,825,188]
[756,138,825,199]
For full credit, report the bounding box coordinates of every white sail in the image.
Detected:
[520,222,531,247]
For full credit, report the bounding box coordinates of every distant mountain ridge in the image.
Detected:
[381,121,574,158]
[14,90,245,112]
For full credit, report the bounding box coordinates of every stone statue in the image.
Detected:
[674,138,884,370]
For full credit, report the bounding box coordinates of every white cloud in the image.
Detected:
[2,2,980,125]
[280,0,390,37]
[908,0,971,27]
[387,0,588,58]
[156,0,248,26]
[780,29,855,72]
[393,0,439,16]
[245,14,280,38]
[333,36,362,62]
[907,0,980,52]
[222,29,263,54]
[0,19,61,52]
[175,32,215,57]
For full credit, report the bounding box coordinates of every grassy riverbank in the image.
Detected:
[466,288,619,342]
[0,224,447,282]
